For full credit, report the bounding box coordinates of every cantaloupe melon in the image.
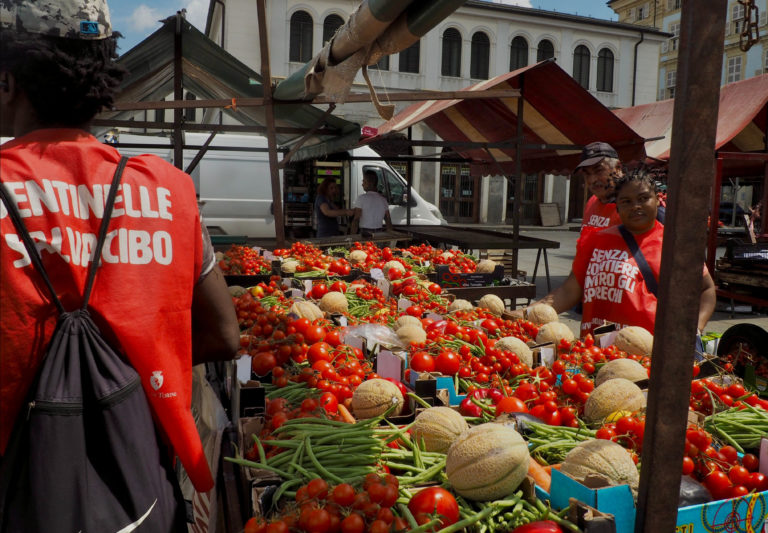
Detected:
[394,315,422,330]
[534,322,575,345]
[445,423,530,501]
[350,378,404,419]
[348,250,368,264]
[494,336,533,367]
[477,294,505,316]
[383,260,406,274]
[613,326,654,357]
[560,439,639,492]
[397,325,427,345]
[595,358,649,386]
[448,299,474,313]
[410,407,469,453]
[475,259,497,273]
[228,285,248,297]
[525,304,559,325]
[583,378,646,424]
[281,259,299,273]
[290,300,324,321]
[318,291,348,314]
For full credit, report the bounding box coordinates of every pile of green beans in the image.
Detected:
[263,381,320,405]
[704,403,768,452]
[526,421,596,465]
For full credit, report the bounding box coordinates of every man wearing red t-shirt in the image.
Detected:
[0,0,239,522]
[575,142,623,252]
[523,170,715,337]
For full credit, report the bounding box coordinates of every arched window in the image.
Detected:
[470,31,490,79]
[573,45,590,89]
[399,40,420,73]
[289,10,313,62]
[597,48,614,92]
[322,14,344,45]
[509,36,528,71]
[441,28,462,77]
[537,39,554,61]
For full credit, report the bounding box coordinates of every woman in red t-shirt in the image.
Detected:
[526,170,716,336]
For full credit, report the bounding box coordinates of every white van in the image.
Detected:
[112,132,445,238]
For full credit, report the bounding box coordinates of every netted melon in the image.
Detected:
[383,260,406,274]
[394,315,422,330]
[613,326,654,357]
[534,322,575,345]
[560,439,639,492]
[475,259,497,273]
[583,378,646,424]
[318,291,348,314]
[411,407,469,453]
[595,358,649,386]
[397,325,427,345]
[477,294,505,316]
[494,336,533,367]
[448,299,474,313]
[348,250,368,264]
[281,259,299,273]
[290,300,324,321]
[351,378,404,419]
[526,304,559,325]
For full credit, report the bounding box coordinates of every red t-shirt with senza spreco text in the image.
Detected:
[572,222,663,336]
[576,195,621,254]
[0,129,213,491]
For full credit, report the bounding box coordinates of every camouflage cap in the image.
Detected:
[0,0,112,40]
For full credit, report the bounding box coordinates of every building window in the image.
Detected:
[399,41,420,73]
[596,48,614,92]
[669,22,680,50]
[441,28,462,77]
[184,93,196,122]
[667,0,681,10]
[732,3,746,34]
[470,31,490,79]
[289,10,313,62]
[637,3,647,19]
[666,69,676,98]
[370,55,390,70]
[510,36,528,71]
[537,39,554,61]
[323,14,344,45]
[573,45,590,89]
[727,56,742,83]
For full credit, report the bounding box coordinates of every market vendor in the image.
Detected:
[575,141,623,250]
[351,170,393,238]
[315,177,354,237]
[523,169,716,337]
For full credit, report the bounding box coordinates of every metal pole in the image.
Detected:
[173,12,184,170]
[257,0,286,247]
[510,75,524,276]
[407,126,413,226]
[635,1,727,531]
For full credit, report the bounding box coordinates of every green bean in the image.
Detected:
[398,503,420,530]
[224,456,290,478]
[271,478,303,507]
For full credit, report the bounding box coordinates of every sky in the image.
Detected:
[110,0,618,54]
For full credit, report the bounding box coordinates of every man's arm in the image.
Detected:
[320,202,353,218]
[384,208,393,231]
[191,266,240,365]
[508,272,583,318]
[697,271,717,332]
[350,208,361,234]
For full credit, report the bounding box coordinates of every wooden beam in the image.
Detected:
[257,0,285,247]
[107,89,521,112]
[92,119,341,136]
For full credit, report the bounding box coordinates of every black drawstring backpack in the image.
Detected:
[0,157,187,532]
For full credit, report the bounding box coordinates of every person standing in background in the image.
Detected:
[575,142,623,251]
[315,177,353,237]
[351,170,393,238]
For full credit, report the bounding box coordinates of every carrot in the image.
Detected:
[543,463,562,474]
[337,403,357,424]
[528,456,552,492]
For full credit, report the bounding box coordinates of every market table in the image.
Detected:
[292,230,413,248]
[399,225,560,291]
[444,282,537,309]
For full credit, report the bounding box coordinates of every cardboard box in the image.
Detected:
[408,370,466,406]
[548,469,768,533]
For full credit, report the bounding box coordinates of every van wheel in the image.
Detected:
[716,324,768,377]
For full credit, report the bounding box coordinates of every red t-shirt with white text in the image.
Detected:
[572,222,663,336]
[576,195,621,254]
[0,130,213,491]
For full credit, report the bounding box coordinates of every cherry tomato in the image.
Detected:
[410,351,436,373]
[495,396,529,416]
[435,351,461,375]
[319,391,339,414]
[510,521,564,533]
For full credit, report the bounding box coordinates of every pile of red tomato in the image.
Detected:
[689,378,768,415]
[244,474,408,533]
[220,245,273,275]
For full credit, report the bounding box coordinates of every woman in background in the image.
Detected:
[314,177,353,237]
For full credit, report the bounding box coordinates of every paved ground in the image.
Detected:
[450,223,768,338]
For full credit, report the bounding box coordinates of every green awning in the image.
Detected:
[98,17,361,161]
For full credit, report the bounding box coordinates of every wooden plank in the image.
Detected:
[538,203,561,227]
